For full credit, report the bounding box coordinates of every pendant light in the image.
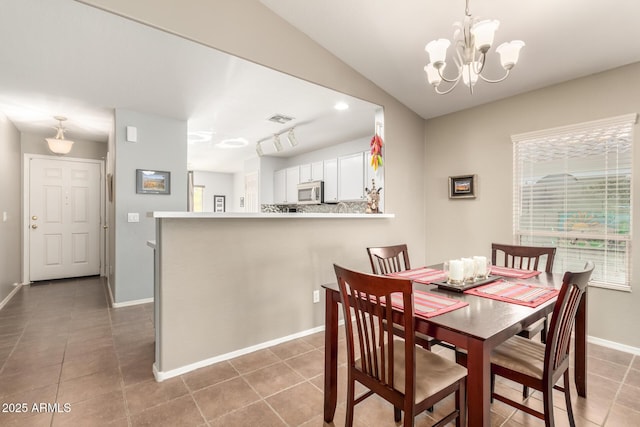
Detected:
[45,116,74,155]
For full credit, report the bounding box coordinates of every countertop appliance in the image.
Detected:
[297,180,323,205]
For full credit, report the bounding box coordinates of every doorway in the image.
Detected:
[24,155,103,282]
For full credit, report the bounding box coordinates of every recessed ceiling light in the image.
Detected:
[188,130,214,144]
[334,102,349,111]
[217,138,248,148]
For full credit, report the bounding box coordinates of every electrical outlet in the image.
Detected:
[313,290,320,303]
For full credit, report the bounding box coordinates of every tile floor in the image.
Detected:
[0,276,638,426]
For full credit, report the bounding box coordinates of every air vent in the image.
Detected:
[267,114,295,124]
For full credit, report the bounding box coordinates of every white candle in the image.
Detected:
[474,256,487,276]
[449,260,464,282]
[462,257,475,280]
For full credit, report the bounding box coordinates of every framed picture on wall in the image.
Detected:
[448,174,477,199]
[136,169,171,194]
[214,195,226,212]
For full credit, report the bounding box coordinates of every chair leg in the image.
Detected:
[542,383,555,427]
[394,406,401,423]
[523,385,530,399]
[345,379,355,427]
[563,370,576,427]
[541,317,548,344]
[490,373,495,403]
[456,379,466,427]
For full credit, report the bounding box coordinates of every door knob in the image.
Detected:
[31,224,38,229]
[32,215,38,220]
[103,225,108,229]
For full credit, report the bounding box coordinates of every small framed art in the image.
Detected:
[448,174,477,199]
[136,169,170,194]
[214,195,226,212]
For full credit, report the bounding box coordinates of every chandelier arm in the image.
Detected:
[436,48,465,84]
[478,68,511,84]
[434,78,463,95]
[436,66,463,84]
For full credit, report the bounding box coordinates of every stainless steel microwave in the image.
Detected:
[297,181,324,205]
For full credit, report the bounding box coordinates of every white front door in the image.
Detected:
[29,158,101,281]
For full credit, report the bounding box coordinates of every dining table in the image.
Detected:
[322,265,587,427]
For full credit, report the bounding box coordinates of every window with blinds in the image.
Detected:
[512,114,637,291]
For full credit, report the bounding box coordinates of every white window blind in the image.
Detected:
[512,113,637,291]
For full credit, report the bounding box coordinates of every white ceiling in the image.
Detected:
[2,0,640,173]
[261,0,640,119]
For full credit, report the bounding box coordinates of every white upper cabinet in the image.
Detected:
[311,161,324,181]
[300,161,324,182]
[285,166,300,204]
[338,152,365,201]
[273,169,286,204]
[299,163,311,182]
[323,158,338,203]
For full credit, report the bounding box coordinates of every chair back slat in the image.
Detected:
[367,244,411,275]
[334,264,414,396]
[545,262,594,371]
[491,243,556,273]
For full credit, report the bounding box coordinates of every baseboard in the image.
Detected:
[153,322,335,382]
[0,283,23,311]
[105,279,153,308]
[112,297,154,308]
[588,335,640,355]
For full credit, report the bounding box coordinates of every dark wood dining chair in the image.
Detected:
[490,261,594,427]
[492,243,557,344]
[333,264,467,427]
[367,244,450,352]
[367,244,411,275]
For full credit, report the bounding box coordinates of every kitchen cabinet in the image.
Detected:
[323,159,338,203]
[274,167,300,204]
[338,152,365,201]
[299,161,324,182]
[285,166,299,204]
[273,169,286,204]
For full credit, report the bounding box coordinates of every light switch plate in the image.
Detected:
[127,212,140,223]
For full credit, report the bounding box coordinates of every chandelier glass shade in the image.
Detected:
[45,116,74,154]
[424,0,524,95]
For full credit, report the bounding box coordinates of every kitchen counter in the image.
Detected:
[153,212,394,219]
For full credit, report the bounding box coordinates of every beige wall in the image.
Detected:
[0,113,21,304]
[425,63,640,348]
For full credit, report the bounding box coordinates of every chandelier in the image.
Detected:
[424,0,525,95]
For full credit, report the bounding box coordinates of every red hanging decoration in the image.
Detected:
[370,133,383,171]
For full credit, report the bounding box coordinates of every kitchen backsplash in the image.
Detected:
[261,201,368,214]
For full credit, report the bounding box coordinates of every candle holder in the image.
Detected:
[473,256,491,281]
[444,260,464,285]
[462,257,476,283]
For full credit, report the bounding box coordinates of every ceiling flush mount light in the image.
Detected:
[45,116,74,154]
[217,137,248,149]
[424,0,525,95]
